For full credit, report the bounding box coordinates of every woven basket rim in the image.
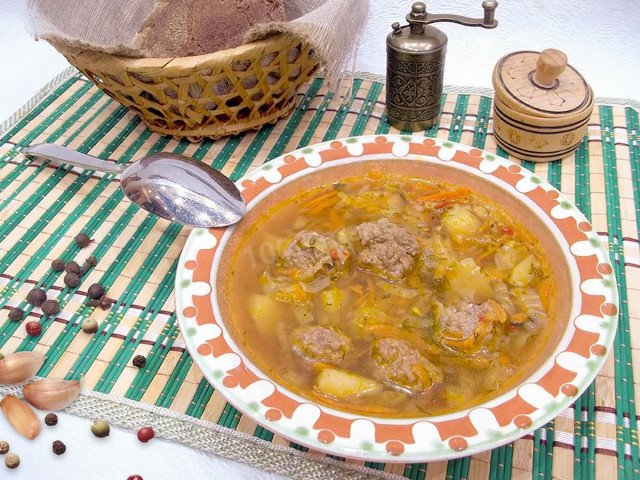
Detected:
[52,34,307,72]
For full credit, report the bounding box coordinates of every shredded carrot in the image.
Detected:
[311,392,398,415]
[443,335,476,352]
[537,277,554,311]
[349,284,364,295]
[409,181,440,198]
[328,208,344,229]
[411,363,434,387]
[478,217,492,234]
[510,312,528,324]
[498,353,511,367]
[307,196,340,216]
[302,190,338,211]
[363,324,428,351]
[417,186,471,204]
[484,299,508,324]
[368,170,383,181]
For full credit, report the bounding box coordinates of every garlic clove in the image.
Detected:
[0,352,46,385]
[23,379,81,411]
[0,394,41,439]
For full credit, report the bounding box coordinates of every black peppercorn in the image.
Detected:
[65,261,80,274]
[44,413,58,426]
[100,298,114,309]
[64,273,80,288]
[8,307,24,321]
[74,233,91,248]
[51,259,65,272]
[52,440,66,455]
[27,288,47,307]
[87,296,114,310]
[41,299,60,316]
[87,283,105,300]
[132,355,146,368]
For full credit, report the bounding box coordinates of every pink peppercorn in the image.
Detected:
[127,476,143,480]
[25,321,42,337]
[137,427,154,443]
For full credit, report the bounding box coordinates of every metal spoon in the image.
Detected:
[23,143,246,228]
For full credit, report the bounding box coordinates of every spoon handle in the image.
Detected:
[23,143,125,174]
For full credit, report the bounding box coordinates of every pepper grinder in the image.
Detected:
[386,1,499,131]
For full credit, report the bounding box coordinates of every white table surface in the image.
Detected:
[0,1,638,479]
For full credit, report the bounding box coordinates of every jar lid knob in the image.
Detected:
[534,49,568,88]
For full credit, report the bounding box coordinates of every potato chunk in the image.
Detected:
[248,294,284,337]
[442,204,481,237]
[314,366,380,399]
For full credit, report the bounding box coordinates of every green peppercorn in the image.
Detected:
[41,299,60,316]
[75,233,91,248]
[87,283,105,300]
[91,419,110,438]
[8,307,24,321]
[64,272,80,288]
[27,288,47,307]
[51,259,65,272]
[81,318,98,334]
[5,453,19,469]
[0,441,8,454]
[65,261,80,274]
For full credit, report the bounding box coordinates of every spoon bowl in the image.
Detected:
[23,144,246,228]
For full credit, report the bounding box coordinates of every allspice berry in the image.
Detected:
[65,261,80,274]
[44,413,58,426]
[64,272,80,288]
[0,441,8,454]
[74,233,91,248]
[87,283,105,300]
[27,288,47,307]
[52,440,66,455]
[132,355,146,369]
[81,318,98,334]
[41,299,60,316]
[91,419,110,438]
[5,453,19,469]
[51,259,65,272]
[8,307,24,321]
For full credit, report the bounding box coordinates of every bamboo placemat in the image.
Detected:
[0,71,639,480]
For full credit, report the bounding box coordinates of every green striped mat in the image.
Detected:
[0,71,639,479]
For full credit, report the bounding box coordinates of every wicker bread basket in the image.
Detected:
[52,36,320,141]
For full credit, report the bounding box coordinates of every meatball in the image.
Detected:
[291,325,349,363]
[281,231,348,280]
[437,300,507,352]
[355,219,420,279]
[371,337,442,394]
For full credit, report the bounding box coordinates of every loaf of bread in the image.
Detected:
[134,0,287,57]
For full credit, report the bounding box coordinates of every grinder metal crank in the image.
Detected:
[386,1,498,131]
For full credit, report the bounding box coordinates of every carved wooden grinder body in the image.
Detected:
[385,1,499,131]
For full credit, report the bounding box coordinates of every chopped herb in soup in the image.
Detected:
[225,172,556,417]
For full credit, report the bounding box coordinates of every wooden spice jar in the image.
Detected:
[492,49,594,161]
